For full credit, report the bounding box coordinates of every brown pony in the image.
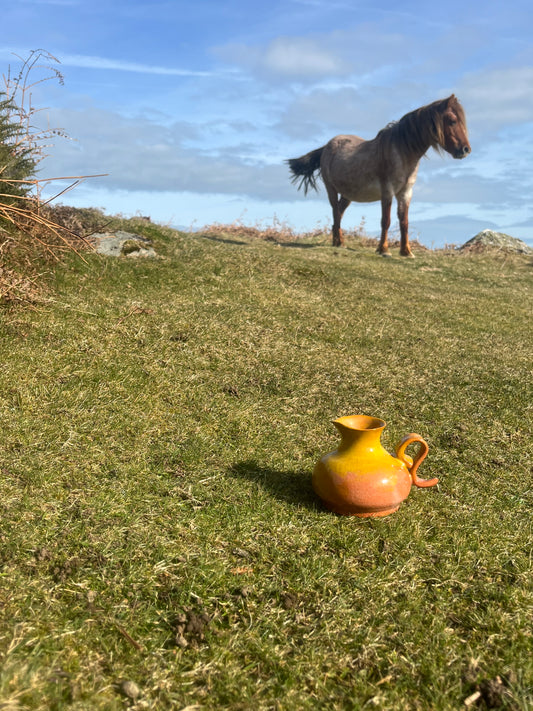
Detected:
[288,95,470,255]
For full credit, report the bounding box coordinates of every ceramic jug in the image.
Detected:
[313,415,438,517]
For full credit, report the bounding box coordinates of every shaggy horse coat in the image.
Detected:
[288,95,470,255]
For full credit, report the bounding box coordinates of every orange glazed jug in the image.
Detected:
[313,415,438,517]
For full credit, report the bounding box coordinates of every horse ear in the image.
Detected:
[447,94,457,105]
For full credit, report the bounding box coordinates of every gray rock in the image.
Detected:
[116,679,141,699]
[461,229,533,254]
[91,231,157,258]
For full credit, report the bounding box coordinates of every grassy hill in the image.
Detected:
[0,219,531,709]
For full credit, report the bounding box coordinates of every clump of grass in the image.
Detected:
[0,218,531,709]
[0,52,106,304]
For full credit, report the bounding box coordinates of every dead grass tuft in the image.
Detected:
[0,263,48,305]
[201,218,305,243]
[0,203,114,305]
[41,204,111,239]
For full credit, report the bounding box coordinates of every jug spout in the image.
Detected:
[333,415,386,433]
[333,415,386,452]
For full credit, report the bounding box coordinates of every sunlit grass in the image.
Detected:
[0,222,531,709]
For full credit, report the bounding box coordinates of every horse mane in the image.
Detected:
[375,95,466,166]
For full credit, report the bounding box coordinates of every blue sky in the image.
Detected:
[2,0,533,246]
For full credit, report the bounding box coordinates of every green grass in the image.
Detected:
[0,223,532,709]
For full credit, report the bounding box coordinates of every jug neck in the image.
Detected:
[334,415,386,450]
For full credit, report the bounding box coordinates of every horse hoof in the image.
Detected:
[400,252,415,258]
[380,252,392,258]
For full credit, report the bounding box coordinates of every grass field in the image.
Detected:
[0,221,531,709]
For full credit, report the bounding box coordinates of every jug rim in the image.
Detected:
[334,414,386,431]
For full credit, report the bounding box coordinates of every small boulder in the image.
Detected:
[460,229,532,254]
[91,231,157,258]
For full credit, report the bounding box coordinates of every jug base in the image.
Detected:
[322,501,400,518]
[353,506,400,518]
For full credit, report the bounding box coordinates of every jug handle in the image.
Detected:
[395,434,439,488]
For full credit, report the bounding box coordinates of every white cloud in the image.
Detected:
[213,26,412,83]
[261,38,348,77]
[0,47,212,77]
[215,37,349,80]
[38,106,289,200]
[460,66,533,132]
[276,84,425,143]
[57,52,213,77]
[415,168,520,207]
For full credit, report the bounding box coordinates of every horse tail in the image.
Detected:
[287,147,324,195]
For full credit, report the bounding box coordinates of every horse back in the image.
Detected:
[324,134,366,157]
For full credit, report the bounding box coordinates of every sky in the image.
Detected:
[1,0,533,247]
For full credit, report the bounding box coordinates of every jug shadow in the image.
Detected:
[229,460,318,511]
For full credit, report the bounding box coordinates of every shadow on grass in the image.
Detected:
[199,234,249,246]
[276,241,319,249]
[200,233,320,249]
[229,460,319,511]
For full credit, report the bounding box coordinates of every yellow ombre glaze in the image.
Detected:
[312,415,438,517]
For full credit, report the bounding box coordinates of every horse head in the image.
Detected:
[441,95,471,159]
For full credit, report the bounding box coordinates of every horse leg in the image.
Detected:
[377,195,392,256]
[398,192,414,257]
[336,196,351,246]
[326,183,350,246]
